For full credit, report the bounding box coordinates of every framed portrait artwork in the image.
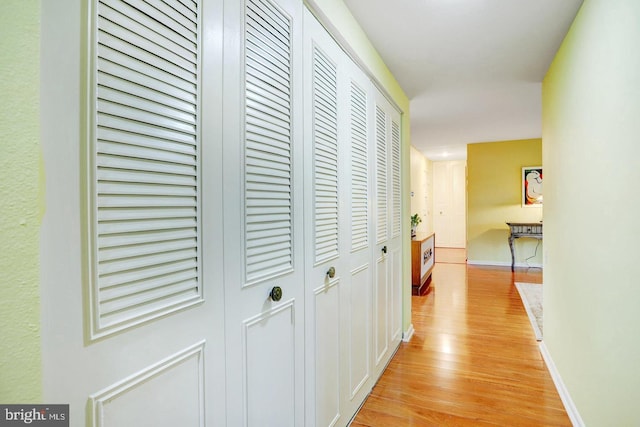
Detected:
[522,166,543,207]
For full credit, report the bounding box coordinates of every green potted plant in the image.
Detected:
[410,213,421,238]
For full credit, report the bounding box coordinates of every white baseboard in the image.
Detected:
[402,324,414,342]
[539,342,585,427]
[466,260,543,269]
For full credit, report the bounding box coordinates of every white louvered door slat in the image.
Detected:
[350,81,368,251]
[313,46,339,263]
[375,106,388,245]
[391,120,401,238]
[97,56,196,102]
[89,0,203,336]
[98,3,197,57]
[244,0,293,283]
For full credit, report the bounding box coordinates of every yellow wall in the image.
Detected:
[467,140,542,266]
[309,0,414,333]
[0,0,43,402]
[542,0,640,423]
[410,146,433,234]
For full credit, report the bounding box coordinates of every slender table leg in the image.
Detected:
[509,234,515,272]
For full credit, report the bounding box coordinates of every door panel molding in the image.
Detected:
[313,279,341,427]
[348,264,370,399]
[243,300,297,427]
[89,341,205,427]
[374,255,388,365]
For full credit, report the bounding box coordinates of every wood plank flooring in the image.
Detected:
[433,247,467,264]
[351,263,570,426]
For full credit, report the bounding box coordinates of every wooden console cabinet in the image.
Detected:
[411,232,435,295]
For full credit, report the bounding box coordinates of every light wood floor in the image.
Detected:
[434,247,467,264]
[351,263,570,426]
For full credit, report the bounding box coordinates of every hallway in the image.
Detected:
[352,263,570,426]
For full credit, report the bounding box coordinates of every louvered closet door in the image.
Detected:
[340,44,377,424]
[303,10,375,427]
[303,11,343,426]
[372,92,403,380]
[222,0,305,425]
[40,0,226,425]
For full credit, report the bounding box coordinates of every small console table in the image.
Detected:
[506,222,543,271]
[411,232,435,295]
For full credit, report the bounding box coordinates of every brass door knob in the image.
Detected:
[327,267,336,279]
[270,286,282,302]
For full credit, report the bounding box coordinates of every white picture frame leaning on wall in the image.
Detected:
[522,166,543,207]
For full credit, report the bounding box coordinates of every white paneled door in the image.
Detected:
[40,0,226,425]
[372,93,403,381]
[223,0,305,425]
[41,1,404,426]
[303,11,374,426]
[341,48,378,425]
[303,9,402,426]
[433,160,467,248]
[303,12,343,426]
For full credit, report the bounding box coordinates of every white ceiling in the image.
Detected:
[343,0,584,160]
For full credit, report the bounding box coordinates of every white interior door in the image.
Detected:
[304,10,382,426]
[372,94,403,379]
[40,2,404,426]
[40,1,226,425]
[303,11,344,427]
[223,0,305,425]
[340,38,377,425]
[433,160,467,248]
